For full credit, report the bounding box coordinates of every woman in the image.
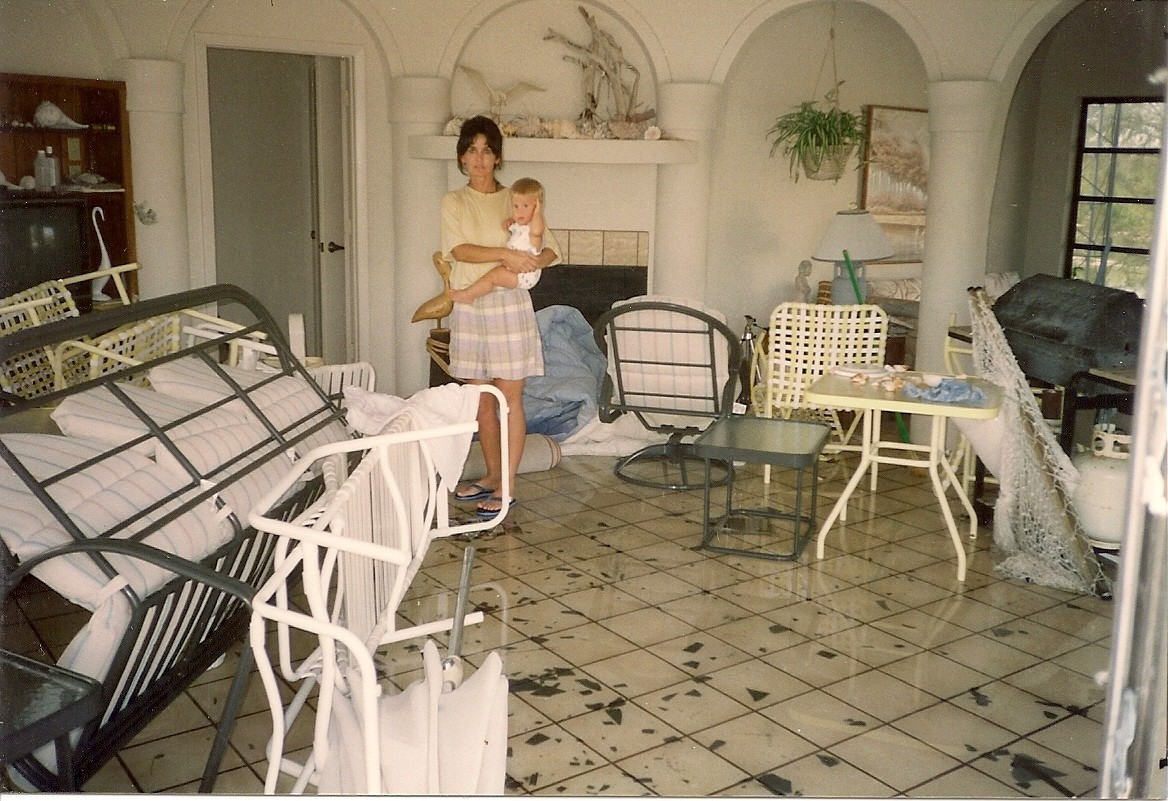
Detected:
[441,116,561,516]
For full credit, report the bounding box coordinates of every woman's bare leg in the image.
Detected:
[469,378,502,493]
[493,377,527,497]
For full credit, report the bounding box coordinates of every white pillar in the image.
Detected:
[654,83,720,300]
[120,59,187,299]
[913,79,1002,441]
[918,80,1002,370]
[389,77,451,394]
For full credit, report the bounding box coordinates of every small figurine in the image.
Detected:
[796,259,813,303]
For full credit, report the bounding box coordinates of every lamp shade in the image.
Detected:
[811,210,894,263]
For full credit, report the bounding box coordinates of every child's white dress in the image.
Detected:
[508,223,541,290]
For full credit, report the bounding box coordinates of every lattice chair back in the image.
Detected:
[91,314,183,383]
[0,283,85,399]
[756,302,888,452]
[594,296,741,490]
[50,314,185,388]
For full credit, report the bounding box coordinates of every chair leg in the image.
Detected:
[199,644,254,793]
[613,435,729,491]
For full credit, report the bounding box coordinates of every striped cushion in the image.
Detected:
[0,434,229,609]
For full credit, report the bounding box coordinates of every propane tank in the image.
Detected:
[1071,424,1131,549]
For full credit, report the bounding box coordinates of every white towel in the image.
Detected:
[342,384,482,488]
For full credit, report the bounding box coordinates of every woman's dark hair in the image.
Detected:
[456,115,504,175]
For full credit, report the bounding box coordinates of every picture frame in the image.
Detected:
[861,105,929,263]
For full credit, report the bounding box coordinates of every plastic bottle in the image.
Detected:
[44,146,60,189]
[33,149,48,190]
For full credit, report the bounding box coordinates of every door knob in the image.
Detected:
[326,241,345,253]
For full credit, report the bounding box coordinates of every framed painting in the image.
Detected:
[861,105,929,262]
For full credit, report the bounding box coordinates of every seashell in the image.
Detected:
[550,119,580,139]
[512,115,545,138]
[608,120,645,140]
[34,100,87,130]
[643,125,662,140]
[19,175,35,190]
[443,117,465,136]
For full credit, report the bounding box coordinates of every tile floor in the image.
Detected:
[1,450,1115,796]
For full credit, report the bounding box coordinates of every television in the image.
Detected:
[0,195,92,305]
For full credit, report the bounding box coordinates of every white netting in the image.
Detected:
[960,288,1108,595]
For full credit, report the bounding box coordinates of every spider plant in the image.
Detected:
[766,83,866,182]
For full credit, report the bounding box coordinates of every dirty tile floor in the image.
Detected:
[2,451,1114,796]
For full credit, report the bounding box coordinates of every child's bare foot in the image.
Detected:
[450,288,473,304]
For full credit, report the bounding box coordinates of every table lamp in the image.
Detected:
[812,209,894,303]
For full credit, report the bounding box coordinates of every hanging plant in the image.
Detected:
[766,4,866,182]
[766,83,866,182]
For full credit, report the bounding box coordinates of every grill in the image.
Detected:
[992,274,1144,389]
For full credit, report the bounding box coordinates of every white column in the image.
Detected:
[918,80,1002,370]
[654,83,720,300]
[389,77,451,394]
[913,79,1002,441]
[120,59,187,299]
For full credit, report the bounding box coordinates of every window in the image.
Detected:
[1066,97,1163,297]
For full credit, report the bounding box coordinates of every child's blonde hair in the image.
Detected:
[510,177,544,202]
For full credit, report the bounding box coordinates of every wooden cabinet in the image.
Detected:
[0,73,136,298]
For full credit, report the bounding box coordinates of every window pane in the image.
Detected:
[1070,249,1149,297]
[1074,200,1155,250]
[1079,152,1162,198]
[1084,104,1117,148]
[1116,102,1164,148]
[1070,100,1158,295]
[1084,101,1164,148]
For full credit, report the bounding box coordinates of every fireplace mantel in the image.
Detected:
[409,135,696,164]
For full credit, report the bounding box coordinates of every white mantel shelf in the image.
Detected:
[409,135,696,164]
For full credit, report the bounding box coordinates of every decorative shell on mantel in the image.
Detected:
[34,100,87,129]
[442,115,667,141]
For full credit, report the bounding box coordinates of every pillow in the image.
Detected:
[150,357,348,455]
[147,356,269,405]
[0,434,231,611]
[866,277,922,301]
[153,420,295,523]
[51,383,248,456]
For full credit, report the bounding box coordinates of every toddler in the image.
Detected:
[450,177,547,304]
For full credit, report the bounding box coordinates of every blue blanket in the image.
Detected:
[523,305,607,440]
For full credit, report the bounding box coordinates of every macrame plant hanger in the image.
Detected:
[812,3,843,114]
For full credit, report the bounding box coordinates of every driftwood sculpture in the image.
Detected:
[544,5,655,125]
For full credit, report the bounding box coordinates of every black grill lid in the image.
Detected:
[992,274,1143,387]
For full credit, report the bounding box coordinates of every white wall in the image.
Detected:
[450,0,657,123]
[707,1,928,324]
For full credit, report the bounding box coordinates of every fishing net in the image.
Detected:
[957,288,1108,595]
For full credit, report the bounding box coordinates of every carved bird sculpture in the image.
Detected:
[459,66,545,121]
[411,252,455,323]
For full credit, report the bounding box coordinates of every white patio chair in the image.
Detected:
[752,301,888,482]
[246,385,510,794]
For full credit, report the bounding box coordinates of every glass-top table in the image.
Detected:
[0,648,103,791]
